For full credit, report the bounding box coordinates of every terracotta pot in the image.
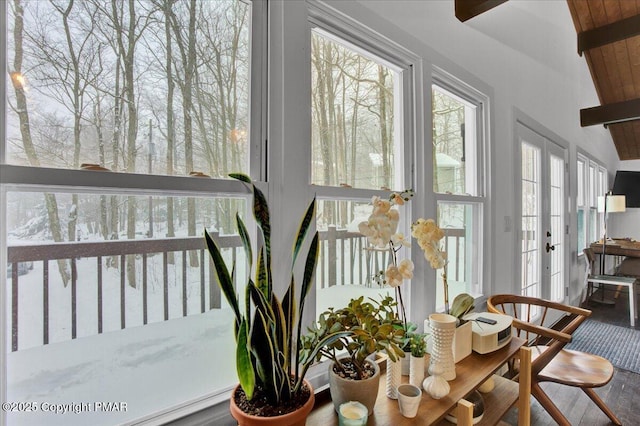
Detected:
[229,381,315,426]
[329,358,380,415]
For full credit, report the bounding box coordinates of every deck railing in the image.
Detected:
[7,227,465,351]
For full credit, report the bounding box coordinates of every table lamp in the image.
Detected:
[596,192,626,275]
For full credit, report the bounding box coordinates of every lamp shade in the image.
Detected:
[597,195,626,213]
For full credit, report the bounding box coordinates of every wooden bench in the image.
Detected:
[586,275,637,327]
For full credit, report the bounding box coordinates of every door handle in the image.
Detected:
[545,242,556,253]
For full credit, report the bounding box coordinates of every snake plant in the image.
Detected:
[205,173,347,406]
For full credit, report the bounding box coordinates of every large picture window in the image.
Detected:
[2,0,263,424]
[432,73,488,309]
[308,20,414,314]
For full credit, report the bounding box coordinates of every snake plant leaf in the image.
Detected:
[249,280,276,325]
[228,172,252,183]
[256,248,268,299]
[295,232,319,374]
[251,309,276,399]
[204,229,241,327]
[299,232,319,308]
[250,184,272,294]
[271,294,288,369]
[245,279,253,331]
[229,173,272,294]
[282,276,296,373]
[292,198,316,266]
[236,213,252,272]
[236,318,255,400]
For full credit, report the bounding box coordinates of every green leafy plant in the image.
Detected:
[301,295,406,380]
[407,330,428,358]
[205,173,347,406]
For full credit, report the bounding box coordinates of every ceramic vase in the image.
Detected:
[409,354,425,388]
[422,363,450,399]
[429,313,457,381]
[385,357,402,399]
[401,352,410,375]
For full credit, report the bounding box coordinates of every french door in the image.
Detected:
[518,122,567,304]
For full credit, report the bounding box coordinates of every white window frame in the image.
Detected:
[305,2,418,306]
[431,68,490,304]
[576,154,587,256]
[577,150,607,255]
[0,1,267,423]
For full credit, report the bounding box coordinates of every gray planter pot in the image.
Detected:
[328,358,380,415]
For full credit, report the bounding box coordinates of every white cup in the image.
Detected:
[397,383,422,418]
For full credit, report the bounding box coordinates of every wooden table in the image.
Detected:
[307,337,530,426]
[590,239,640,259]
[589,240,640,325]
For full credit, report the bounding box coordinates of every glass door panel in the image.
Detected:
[518,122,567,311]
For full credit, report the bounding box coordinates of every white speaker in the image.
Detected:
[463,312,513,354]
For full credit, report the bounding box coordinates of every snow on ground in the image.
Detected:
[7,310,236,426]
[6,253,238,425]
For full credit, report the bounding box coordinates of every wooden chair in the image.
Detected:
[487,294,621,426]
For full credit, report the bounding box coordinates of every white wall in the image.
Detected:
[610,160,640,240]
[321,0,619,301]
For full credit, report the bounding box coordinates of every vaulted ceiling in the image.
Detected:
[456,0,640,160]
[567,0,640,160]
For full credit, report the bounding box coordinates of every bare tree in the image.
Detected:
[169,0,198,266]
[8,0,70,286]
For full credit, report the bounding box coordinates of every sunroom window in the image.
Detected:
[309,24,413,314]
[432,74,487,309]
[577,156,586,254]
[2,0,262,424]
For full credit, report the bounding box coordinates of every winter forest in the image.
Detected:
[6,0,467,322]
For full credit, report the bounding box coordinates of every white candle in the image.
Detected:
[338,401,368,426]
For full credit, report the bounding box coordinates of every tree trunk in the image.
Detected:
[112,0,139,287]
[378,66,390,188]
[10,0,70,286]
[163,0,175,263]
[95,99,109,240]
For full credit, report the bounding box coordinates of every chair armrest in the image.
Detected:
[511,318,573,343]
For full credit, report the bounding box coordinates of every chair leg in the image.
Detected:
[582,388,622,425]
[531,382,571,426]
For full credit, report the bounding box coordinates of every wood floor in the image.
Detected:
[502,285,640,425]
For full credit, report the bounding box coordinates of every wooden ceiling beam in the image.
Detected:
[580,98,640,127]
[577,14,640,55]
[455,0,508,22]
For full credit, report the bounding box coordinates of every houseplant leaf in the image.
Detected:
[292,198,316,266]
[236,213,253,272]
[236,318,255,400]
[204,230,241,327]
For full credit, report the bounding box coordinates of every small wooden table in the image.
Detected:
[590,239,640,259]
[307,337,530,426]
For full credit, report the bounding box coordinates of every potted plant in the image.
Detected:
[357,190,414,376]
[301,295,405,415]
[412,218,475,363]
[205,174,348,426]
[407,330,427,387]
